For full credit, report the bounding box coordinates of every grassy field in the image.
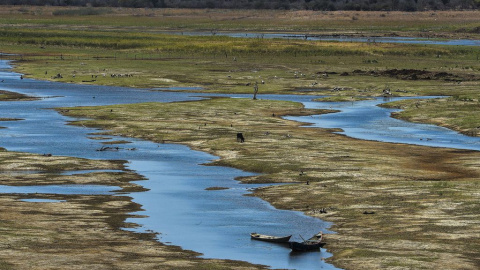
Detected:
[1,6,480,270]
[3,24,478,134]
[1,6,479,38]
[1,6,479,100]
[3,29,480,98]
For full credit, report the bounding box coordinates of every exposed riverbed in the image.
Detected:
[0,60,336,270]
[1,57,479,269]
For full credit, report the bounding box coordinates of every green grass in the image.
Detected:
[382,97,480,136]
[3,27,479,99]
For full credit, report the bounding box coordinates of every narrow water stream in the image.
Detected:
[287,97,480,151]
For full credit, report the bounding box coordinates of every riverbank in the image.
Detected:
[0,90,37,101]
[380,97,480,137]
[58,97,480,269]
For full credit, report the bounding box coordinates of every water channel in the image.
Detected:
[0,59,335,270]
[1,56,479,269]
[167,31,480,46]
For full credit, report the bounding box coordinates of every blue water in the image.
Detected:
[21,198,66,203]
[286,96,480,151]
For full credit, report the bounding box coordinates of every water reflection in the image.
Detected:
[21,198,66,203]
[125,159,335,270]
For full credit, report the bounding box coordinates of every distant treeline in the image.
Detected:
[1,0,479,11]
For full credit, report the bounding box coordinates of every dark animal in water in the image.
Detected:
[237,133,245,143]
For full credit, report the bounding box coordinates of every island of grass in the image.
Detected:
[380,96,480,137]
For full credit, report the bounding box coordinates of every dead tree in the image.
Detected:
[253,82,259,100]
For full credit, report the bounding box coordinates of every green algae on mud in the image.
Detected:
[58,97,480,270]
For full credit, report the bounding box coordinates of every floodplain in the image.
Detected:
[0,6,479,270]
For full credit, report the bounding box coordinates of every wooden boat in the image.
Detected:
[289,232,325,252]
[250,233,292,243]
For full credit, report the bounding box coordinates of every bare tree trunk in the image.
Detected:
[253,82,258,100]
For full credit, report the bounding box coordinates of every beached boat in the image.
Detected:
[250,233,292,243]
[289,232,325,252]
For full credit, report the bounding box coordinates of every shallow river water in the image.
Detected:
[1,58,479,269]
[287,97,480,151]
[0,60,335,270]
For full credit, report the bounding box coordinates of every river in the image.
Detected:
[287,96,480,151]
[1,57,479,269]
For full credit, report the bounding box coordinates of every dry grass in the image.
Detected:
[1,7,480,269]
